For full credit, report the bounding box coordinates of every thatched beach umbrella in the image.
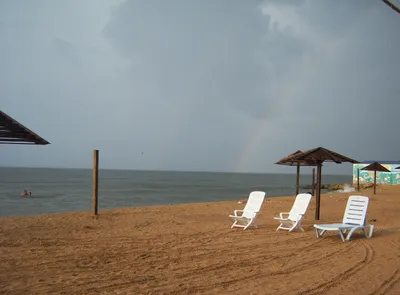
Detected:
[0,110,50,145]
[275,150,319,195]
[361,162,390,195]
[291,147,359,220]
[382,0,400,14]
[0,110,50,199]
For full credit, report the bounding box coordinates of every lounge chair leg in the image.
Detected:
[243,218,254,230]
[315,228,325,238]
[344,227,360,242]
[362,228,367,237]
[368,225,374,238]
[297,222,305,232]
[338,230,346,242]
[288,221,299,232]
[231,221,237,228]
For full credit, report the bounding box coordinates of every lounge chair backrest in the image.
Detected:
[242,191,266,218]
[342,196,369,226]
[288,193,312,220]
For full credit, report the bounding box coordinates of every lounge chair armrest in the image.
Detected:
[232,211,257,218]
[279,212,290,218]
[233,210,244,216]
[274,217,288,221]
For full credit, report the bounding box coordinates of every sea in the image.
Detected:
[0,167,352,218]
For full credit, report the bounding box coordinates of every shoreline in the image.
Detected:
[0,194,295,220]
[1,182,367,219]
[1,168,353,218]
[0,190,341,219]
[0,186,361,220]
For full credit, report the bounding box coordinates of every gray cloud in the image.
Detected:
[1,0,400,174]
[103,0,276,120]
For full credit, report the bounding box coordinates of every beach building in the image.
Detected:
[353,161,400,185]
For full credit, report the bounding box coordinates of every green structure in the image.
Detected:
[353,161,400,185]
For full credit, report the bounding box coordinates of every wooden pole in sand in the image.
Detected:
[92,150,99,215]
[373,170,377,195]
[295,163,300,195]
[315,163,322,220]
[357,169,360,191]
[312,168,315,196]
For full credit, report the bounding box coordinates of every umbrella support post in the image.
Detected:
[295,164,300,195]
[312,168,315,196]
[315,164,322,220]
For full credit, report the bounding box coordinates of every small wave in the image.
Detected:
[6,193,65,199]
[336,184,356,193]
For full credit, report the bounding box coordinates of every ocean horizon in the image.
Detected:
[0,165,351,175]
[0,167,352,218]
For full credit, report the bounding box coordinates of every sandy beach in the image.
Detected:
[0,185,399,295]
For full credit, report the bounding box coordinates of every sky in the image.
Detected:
[1,0,400,174]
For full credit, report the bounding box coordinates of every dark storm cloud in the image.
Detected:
[1,0,399,173]
[103,0,300,120]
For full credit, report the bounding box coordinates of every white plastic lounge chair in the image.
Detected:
[274,193,312,232]
[229,191,266,230]
[314,195,374,242]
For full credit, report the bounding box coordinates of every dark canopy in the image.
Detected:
[275,150,319,166]
[361,162,390,173]
[0,110,50,145]
[292,147,358,164]
[382,0,400,14]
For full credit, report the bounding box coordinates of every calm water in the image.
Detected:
[0,167,352,217]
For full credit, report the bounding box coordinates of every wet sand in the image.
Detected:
[0,185,399,294]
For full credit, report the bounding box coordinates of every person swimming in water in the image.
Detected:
[21,190,31,197]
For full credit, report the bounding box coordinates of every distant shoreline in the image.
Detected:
[1,194,298,220]
[0,169,353,218]
[0,166,352,176]
[0,189,354,219]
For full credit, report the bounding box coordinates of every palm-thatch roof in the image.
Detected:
[275,150,319,166]
[0,110,50,145]
[361,162,390,172]
[291,147,358,164]
[382,0,400,14]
